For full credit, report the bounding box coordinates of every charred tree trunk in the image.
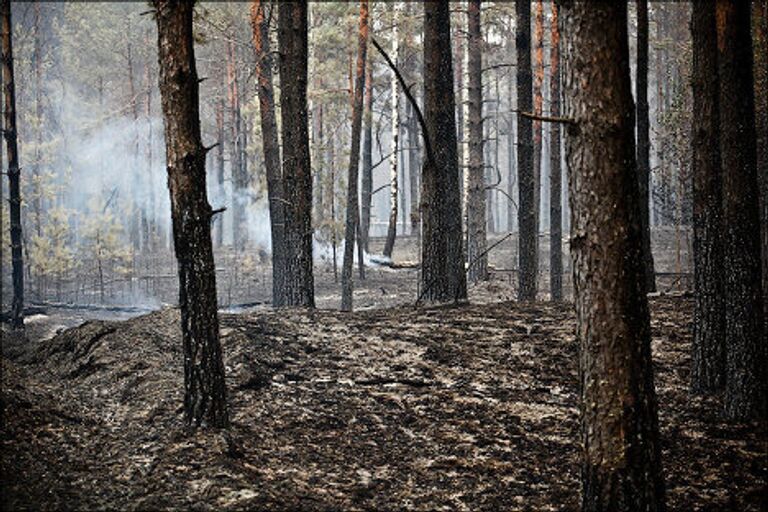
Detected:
[360,57,373,253]
[466,0,487,284]
[532,0,544,246]
[214,98,225,248]
[716,0,766,421]
[548,2,562,301]
[420,1,467,303]
[251,0,288,307]
[277,1,315,307]
[690,0,725,394]
[753,0,768,319]
[559,1,666,509]
[153,0,228,428]
[227,40,246,250]
[383,5,400,260]
[636,0,656,294]
[2,0,24,329]
[341,0,368,312]
[516,0,536,301]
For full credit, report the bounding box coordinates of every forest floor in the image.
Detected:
[2,293,766,511]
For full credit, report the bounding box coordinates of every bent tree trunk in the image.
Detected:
[420,2,467,303]
[466,0,487,284]
[251,0,287,307]
[716,0,766,421]
[2,0,24,329]
[516,0,536,301]
[341,0,368,311]
[559,1,665,509]
[383,4,400,259]
[690,0,725,393]
[277,1,315,307]
[154,0,228,428]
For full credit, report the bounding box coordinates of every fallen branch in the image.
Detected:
[519,111,575,125]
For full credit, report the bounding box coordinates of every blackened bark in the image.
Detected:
[153,0,228,428]
[278,1,315,307]
[360,57,373,253]
[341,0,368,312]
[636,0,657,293]
[690,0,725,394]
[548,3,562,301]
[559,1,665,509]
[421,1,467,303]
[753,0,768,319]
[251,0,287,307]
[716,0,766,421]
[1,0,24,329]
[516,0,536,301]
[466,0,487,284]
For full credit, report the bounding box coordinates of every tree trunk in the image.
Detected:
[215,97,225,248]
[227,40,246,251]
[753,0,768,320]
[690,0,725,394]
[383,5,400,259]
[532,0,544,247]
[360,57,373,253]
[466,0,487,284]
[559,1,666,509]
[516,0,536,301]
[153,0,228,428]
[2,0,24,329]
[716,0,766,421]
[420,1,467,303]
[277,1,315,307]
[145,28,158,252]
[341,0,368,312]
[636,0,656,293]
[251,0,288,307]
[548,2,562,301]
[32,2,42,240]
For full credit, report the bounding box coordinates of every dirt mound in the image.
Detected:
[2,298,766,511]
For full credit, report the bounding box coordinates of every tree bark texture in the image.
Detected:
[753,0,768,320]
[153,0,228,428]
[716,0,766,421]
[548,2,562,301]
[278,1,315,307]
[559,2,666,509]
[421,1,467,303]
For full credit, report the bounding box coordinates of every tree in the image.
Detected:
[340,0,368,311]
[420,1,466,303]
[277,1,315,307]
[716,0,766,421]
[558,1,665,509]
[548,2,562,301]
[636,0,657,294]
[753,0,768,319]
[382,3,400,259]
[360,56,373,253]
[516,0,536,301]
[251,0,287,307]
[466,0,487,284]
[153,0,228,428]
[690,0,725,393]
[2,0,24,329]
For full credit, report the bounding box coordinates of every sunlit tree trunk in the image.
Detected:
[278,0,315,307]
[153,0,228,428]
[341,0,368,311]
[559,1,666,508]
[2,0,24,329]
[548,2,562,301]
[383,3,400,259]
[716,0,766,421]
[690,0,725,394]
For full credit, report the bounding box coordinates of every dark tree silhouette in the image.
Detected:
[548,2,562,301]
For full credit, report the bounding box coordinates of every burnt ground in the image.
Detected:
[1,295,766,511]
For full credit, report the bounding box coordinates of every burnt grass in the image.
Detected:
[1,296,766,511]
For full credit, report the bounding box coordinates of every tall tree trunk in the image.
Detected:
[753,0,768,319]
[383,4,400,259]
[278,1,315,307]
[360,58,373,253]
[690,0,725,394]
[153,0,228,428]
[341,0,368,311]
[420,1,467,303]
[214,97,225,248]
[532,0,544,246]
[559,1,666,509]
[407,99,420,238]
[32,2,42,240]
[466,0,487,284]
[548,2,562,301]
[636,0,656,293]
[716,0,766,421]
[252,0,288,307]
[2,0,24,329]
[128,39,143,253]
[145,28,158,252]
[227,40,246,250]
[516,0,536,300]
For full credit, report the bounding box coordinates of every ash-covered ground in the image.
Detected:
[2,294,765,511]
